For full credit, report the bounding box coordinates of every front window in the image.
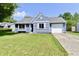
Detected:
[8,25,10,28]
[39,24,44,29]
[15,24,18,28]
[26,24,29,27]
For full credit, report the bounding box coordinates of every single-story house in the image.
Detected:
[12,13,66,33]
[0,22,13,28]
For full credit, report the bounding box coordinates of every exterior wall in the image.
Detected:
[33,22,50,33]
[63,23,66,32]
[77,23,79,32]
[4,24,8,28]
[11,24,16,32]
[12,23,66,33]
[62,23,66,32]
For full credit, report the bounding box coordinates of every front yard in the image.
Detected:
[0,32,68,56]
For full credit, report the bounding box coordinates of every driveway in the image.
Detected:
[53,33,79,56]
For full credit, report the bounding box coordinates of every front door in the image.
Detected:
[31,24,33,32]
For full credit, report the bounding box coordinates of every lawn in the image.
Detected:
[0,32,68,56]
[67,31,79,36]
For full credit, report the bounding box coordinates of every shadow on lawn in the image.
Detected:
[0,32,18,36]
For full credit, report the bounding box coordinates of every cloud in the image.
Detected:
[13,11,26,21]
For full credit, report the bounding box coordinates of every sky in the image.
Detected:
[13,3,79,21]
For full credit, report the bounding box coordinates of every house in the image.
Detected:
[0,22,13,28]
[11,13,66,33]
[77,23,79,32]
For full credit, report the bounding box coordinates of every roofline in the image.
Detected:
[50,22,66,23]
[15,22,31,24]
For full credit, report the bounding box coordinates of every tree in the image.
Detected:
[63,12,73,20]
[59,12,79,31]
[0,3,17,22]
[67,20,72,31]
[58,14,63,17]
[3,17,16,23]
[59,12,73,31]
[72,12,79,26]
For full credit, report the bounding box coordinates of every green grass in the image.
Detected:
[67,31,79,36]
[0,32,68,56]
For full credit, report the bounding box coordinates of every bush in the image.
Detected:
[0,28,12,32]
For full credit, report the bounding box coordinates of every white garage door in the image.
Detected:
[51,24,63,33]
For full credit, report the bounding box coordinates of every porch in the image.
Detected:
[15,24,32,32]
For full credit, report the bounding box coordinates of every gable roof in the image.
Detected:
[16,13,66,24]
[32,13,49,22]
[49,17,66,23]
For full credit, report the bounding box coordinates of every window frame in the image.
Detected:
[15,24,18,28]
[39,23,44,29]
[26,24,29,27]
[38,23,46,29]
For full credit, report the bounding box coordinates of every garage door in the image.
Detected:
[51,24,63,33]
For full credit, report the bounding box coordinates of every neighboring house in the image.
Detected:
[71,26,76,32]
[77,23,79,32]
[12,13,66,33]
[0,22,13,28]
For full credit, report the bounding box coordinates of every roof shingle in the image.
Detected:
[15,13,66,24]
[49,17,66,23]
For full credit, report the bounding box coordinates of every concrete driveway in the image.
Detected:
[53,33,79,56]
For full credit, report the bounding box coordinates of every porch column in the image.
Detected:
[18,24,19,29]
[25,24,26,30]
[30,24,31,32]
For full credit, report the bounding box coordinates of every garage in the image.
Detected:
[51,23,64,33]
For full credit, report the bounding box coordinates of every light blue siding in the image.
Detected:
[14,23,66,33]
[33,23,66,33]
[63,23,66,32]
[77,23,79,32]
[33,22,50,33]
[32,13,51,33]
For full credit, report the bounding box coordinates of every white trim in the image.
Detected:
[44,23,46,29]
[37,23,39,29]
[37,23,46,29]
[34,21,48,22]
[51,28,63,33]
[40,17,43,19]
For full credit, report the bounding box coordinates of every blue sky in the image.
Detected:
[13,3,79,21]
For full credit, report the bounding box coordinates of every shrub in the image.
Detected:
[0,28,12,32]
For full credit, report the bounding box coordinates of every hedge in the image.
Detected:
[0,28,12,32]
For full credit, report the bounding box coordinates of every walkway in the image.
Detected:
[53,33,79,56]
